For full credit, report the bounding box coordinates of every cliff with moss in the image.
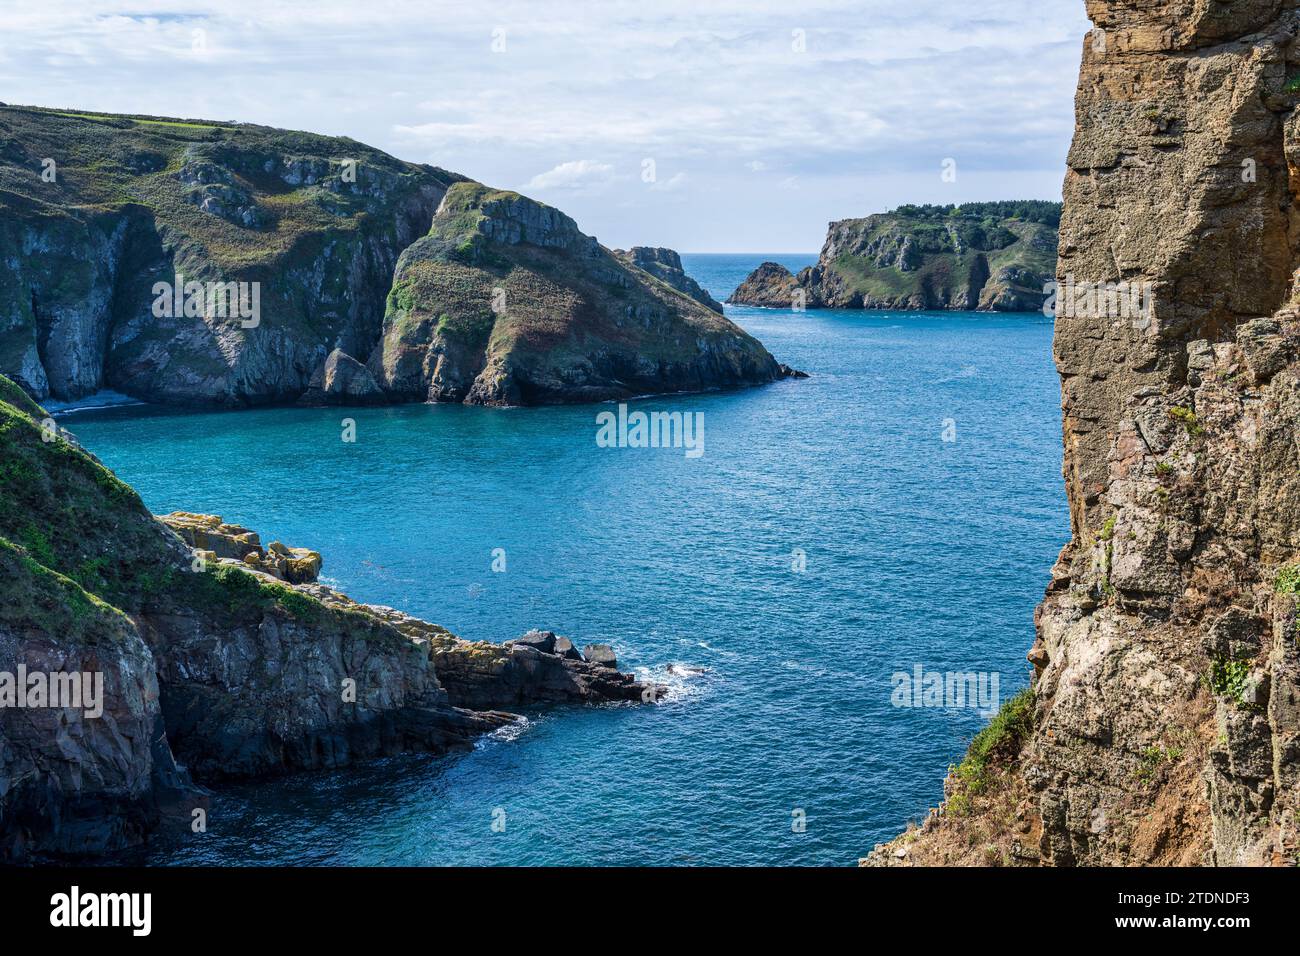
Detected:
[370,184,790,405]
[0,104,792,408]
[865,1,1300,867]
[729,201,1059,312]
[0,373,658,860]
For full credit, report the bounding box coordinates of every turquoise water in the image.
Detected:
[69,253,1066,865]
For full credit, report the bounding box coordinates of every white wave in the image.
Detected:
[636,662,709,705]
[934,364,979,384]
[477,715,533,747]
[690,639,741,660]
[46,390,146,415]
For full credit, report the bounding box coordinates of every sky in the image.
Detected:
[0,1,1093,252]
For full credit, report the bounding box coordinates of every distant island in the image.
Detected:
[0,104,796,409]
[729,200,1060,312]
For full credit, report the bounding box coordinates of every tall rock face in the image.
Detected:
[0,374,659,860]
[0,105,461,405]
[727,202,1059,312]
[866,2,1300,867]
[370,183,790,405]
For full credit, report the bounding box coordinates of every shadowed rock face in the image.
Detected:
[0,106,795,410]
[728,203,1059,312]
[297,348,385,405]
[370,183,793,406]
[727,261,803,308]
[866,1,1300,868]
[0,375,660,861]
[0,105,461,407]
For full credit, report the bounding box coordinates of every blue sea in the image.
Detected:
[66,253,1066,866]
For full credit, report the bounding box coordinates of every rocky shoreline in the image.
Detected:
[0,380,662,861]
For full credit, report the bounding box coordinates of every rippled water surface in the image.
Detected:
[68,253,1066,865]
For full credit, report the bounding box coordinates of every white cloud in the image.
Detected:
[525,160,617,191]
[651,171,689,192]
[0,0,1093,250]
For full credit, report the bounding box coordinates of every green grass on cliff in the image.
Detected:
[815,207,1057,309]
[890,200,1062,227]
[1273,562,1300,596]
[948,688,1035,812]
[0,373,426,656]
[0,537,136,645]
[0,373,367,636]
[0,103,464,269]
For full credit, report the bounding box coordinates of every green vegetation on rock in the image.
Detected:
[0,103,465,405]
[729,201,1060,312]
[947,688,1035,813]
[374,182,787,405]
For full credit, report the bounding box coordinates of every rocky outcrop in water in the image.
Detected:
[0,105,795,409]
[728,261,804,309]
[0,376,660,860]
[371,183,793,405]
[866,0,1300,868]
[729,202,1059,312]
[613,246,724,312]
[159,511,323,584]
[297,348,386,406]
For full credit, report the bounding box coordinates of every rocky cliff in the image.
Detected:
[865,1,1300,867]
[613,246,724,313]
[368,183,791,405]
[0,105,461,406]
[0,375,659,860]
[0,105,793,409]
[729,201,1059,312]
